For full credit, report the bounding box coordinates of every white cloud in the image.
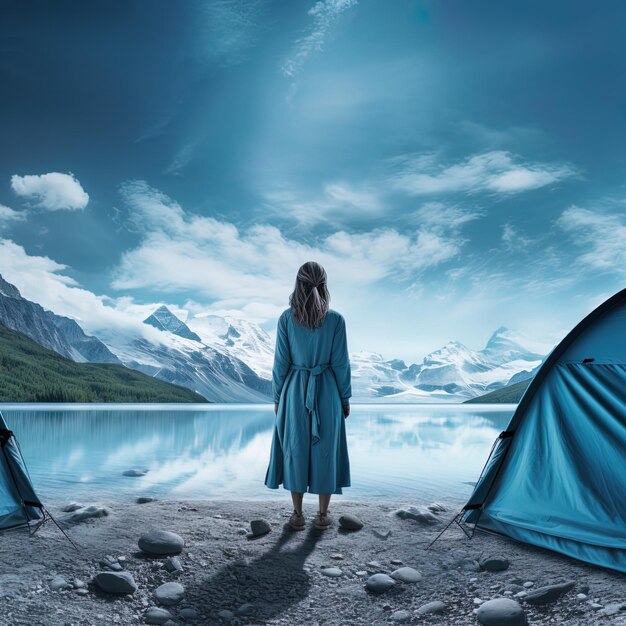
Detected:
[112,180,462,308]
[0,239,168,345]
[558,206,626,273]
[390,151,575,196]
[264,181,381,225]
[282,0,358,77]
[11,172,89,211]
[0,204,26,223]
[413,202,482,230]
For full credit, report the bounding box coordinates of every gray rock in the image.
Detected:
[218,609,234,619]
[154,581,185,606]
[365,573,396,594]
[249,519,271,537]
[417,600,447,615]
[123,468,148,476]
[235,603,253,615]
[180,607,200,620]
[391,609,411,622]
[92,571,137,595]
[390,558,403,565]
[523,581,575,605]
[366,560,383,569]
[476,598,527,626]
[522,581,534,588]
[72,579,86,589]
[330,553,344,560]
[145,606,173,625]
[393,505,438,524]
[139,530,184,555]
[99,555,122,571]
[480,556,510,572]
[390,566,422,583]
[338,514,364,530]
[136,496,157,504]
[61,502,83,512]
[164,556,183,573]
[75,588,89,595]
[321,567,342,578]
[50,576,71,591]
[373,528,391,539]
[599,603,626,616]
[62,504,110,525]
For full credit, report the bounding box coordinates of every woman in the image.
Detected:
[264,261,351,531]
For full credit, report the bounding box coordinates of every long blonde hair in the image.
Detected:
[289,261,330,329]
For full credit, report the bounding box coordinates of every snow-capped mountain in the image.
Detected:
[0,274,120,364]
[144,305,201,342]
[350,328,544,402]
[100,307,272,403]
[186,314,275,379]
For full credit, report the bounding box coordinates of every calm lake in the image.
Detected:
[1,404,515,505]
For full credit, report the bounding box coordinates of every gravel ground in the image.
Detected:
[0,498,624,626]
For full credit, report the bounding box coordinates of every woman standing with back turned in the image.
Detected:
[265,261,352,531]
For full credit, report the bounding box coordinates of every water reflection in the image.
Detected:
[2,404,514,505]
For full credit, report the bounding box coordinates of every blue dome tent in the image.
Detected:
[461,289,626,573]
[0,412,44,531]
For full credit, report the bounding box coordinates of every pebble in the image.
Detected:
[145,607,173,625]
[99,555,123,571]
[523,580,575,605]
[390,558,403,565]
[92,571,137,595]
[61,502,83,512]
[416,600,447,615]
[75,588,89,596]
[390,567,422,583]
[373,528,391,539]
[338,514,364,531]
[476,598,527,626]
[138,530,185,555]
[590,602,604,610]
[480,556,510,572]
[365,573,396,594]
[599,603,626,616]
[393,505,438,524]
[180,607,200,620]
[523,581,534,588]
[330,553,344,560]
[576,593,588,601]
[50,576,71,591]
[62,504,110,525]
[218,609,234,619]
[136,496,157,504]
[248,519,271,537]
[391,609,411,622]
[321,567,342,578]
[356,570,367,576]
[164,556,183,573]
[72,578,85,589]
[154,582,185,606]
[366,560,383,569]
[235,603,254,615]
[123,468,148,476]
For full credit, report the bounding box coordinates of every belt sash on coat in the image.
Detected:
[290,363,330,445]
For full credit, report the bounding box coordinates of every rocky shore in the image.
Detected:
[0,499,623,626]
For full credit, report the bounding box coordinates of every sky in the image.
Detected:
[2,0,626,362]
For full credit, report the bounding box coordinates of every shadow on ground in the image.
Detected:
[190,523,323,622]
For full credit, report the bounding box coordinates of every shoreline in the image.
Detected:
[1,498,623,625]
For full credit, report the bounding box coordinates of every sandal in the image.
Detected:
[314,510,331,530]
[288,509,305,531]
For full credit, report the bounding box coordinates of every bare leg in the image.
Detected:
[291,491,304,515]
[318,493,331,515]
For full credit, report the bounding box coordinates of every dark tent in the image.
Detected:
[0,412,44,530]
[463,288,626,573]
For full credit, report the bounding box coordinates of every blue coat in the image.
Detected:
[264,308,351,494]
